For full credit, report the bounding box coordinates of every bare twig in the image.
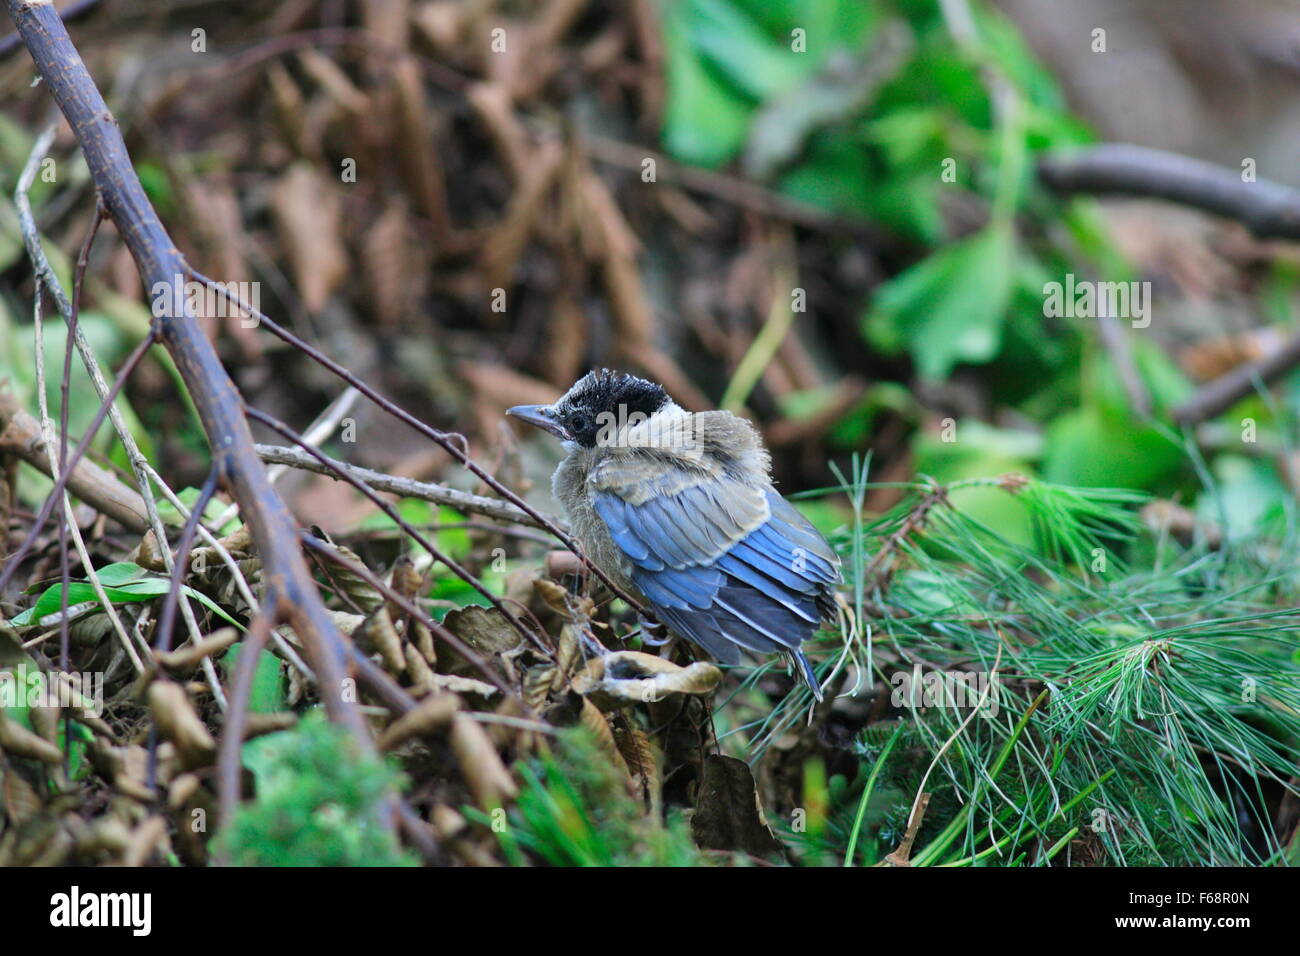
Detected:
[215,610,272,841]
[15,123,214,690]
[0,327,157,599]
[1171,332,1300,426]
[0,390,149,532]
[188,263,647,614]
[152,466,218,654]
[299,531,519,703]
[1038,144,1300,240]
[0,0,98,58]
[254,443,556,529]
[247,406,543,651]
[582,133,902,246]
[140,462,314,683]
[33,263,143,674]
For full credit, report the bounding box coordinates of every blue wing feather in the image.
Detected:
[591,479,839,696]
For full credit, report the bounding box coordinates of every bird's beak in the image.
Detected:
[506,404,570,441]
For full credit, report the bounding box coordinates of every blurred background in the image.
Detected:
[2,0,1298,550]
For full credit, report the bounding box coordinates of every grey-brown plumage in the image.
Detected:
[508,370,840,699]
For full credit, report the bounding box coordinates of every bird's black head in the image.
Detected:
[507,370,670,448]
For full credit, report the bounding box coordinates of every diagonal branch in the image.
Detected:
[253,443,556,529]
[5,0,368,742]
[1038,144,1300,240]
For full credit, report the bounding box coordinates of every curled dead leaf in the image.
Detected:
[155,627,239,673]
[571,651,721,711]
[377,693,461,751]
[449,712,518,810]
[356,606,406,676]
[148,681,216,770]
[0,709,63,764]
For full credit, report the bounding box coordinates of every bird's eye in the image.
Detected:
[569,412,591,432]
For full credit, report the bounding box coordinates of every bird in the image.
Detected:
[507,369,840,700]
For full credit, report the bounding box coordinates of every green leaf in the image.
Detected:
[8,568,241,629]
[682,0,813,101]
[661,1,755,167]
[223,644,284,715]
[1042,407,1182,489]
[863,223,1017,379]
[91,561,151,587]
[731,0,875,56]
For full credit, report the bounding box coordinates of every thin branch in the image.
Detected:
[0,326,157,599]
[0,0,98,57]
[0,391,149,532]
[208,386,361,531]
[140,461,314,683]
[215,609,272,842]
[32,250,143,674]
[300,532,519,704]
[1038,144,1300,240]
[247,406,543,651]
[152,466,218,654]
[254,443,556,529]
[15,122,213,683]
[186,264,647,615]
[1171,331,1300,426]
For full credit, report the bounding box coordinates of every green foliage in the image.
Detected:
[214,711,415,867]
[802,477,1300,866]
[482,727,710,866]
[865,224,1018,380]
[221,645,285,715]
[7,561,240,629]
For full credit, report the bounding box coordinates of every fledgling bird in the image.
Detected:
[508,369,840,699]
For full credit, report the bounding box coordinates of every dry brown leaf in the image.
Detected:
[378,693,461,751]
[268,162,347,313]
[533,577,595,620]
[155,627,240,673]
[466,82,531,182]
[450,712,519,809]
[571,650,721,711]
[297,48,371,115]
[414,2,467,54]
[363,200,420,329]
[613,719,661,809]
[0,710,63,764]
[1,763,42,824]
[691,754,783,858]
[393,56,458,250]
[581,696,632,779]
[405,643,438,695]
[479,140,565,293]
[122,815,169,867]
[356,607,406,676]
[442,603,524,664]
[148,682,216,771]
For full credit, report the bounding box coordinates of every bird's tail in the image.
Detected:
[790,649,823,701]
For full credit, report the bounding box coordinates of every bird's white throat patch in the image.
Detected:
[595,402,703,456]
